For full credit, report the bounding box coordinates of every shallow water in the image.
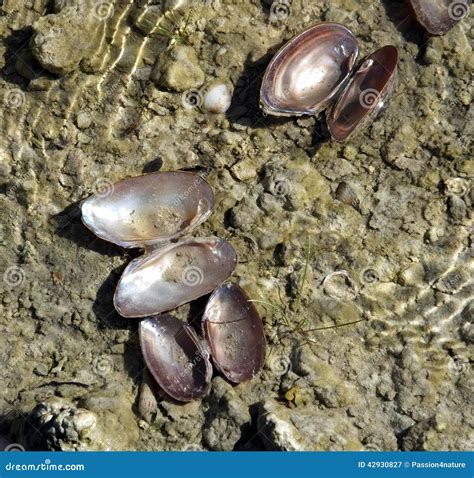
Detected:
[0,0,472,451]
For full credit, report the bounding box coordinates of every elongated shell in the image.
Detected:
[81,171,214,248]
[140,315,212,402]
[202,283,266,383]
[409,0,471,35]
[327,46,398,141]
[114,237,237,318]
[260,23,359,117]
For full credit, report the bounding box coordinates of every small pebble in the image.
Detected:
[76,112,91,129]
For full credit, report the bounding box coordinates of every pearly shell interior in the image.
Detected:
[327,45,399,141]
[408,0,471,35]
[260,23,359,117]
[114,237,237,318]
[140,315,212,402]
[81,171,214,248]
[203,283,266,383]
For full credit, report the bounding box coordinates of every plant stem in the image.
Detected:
[292,237,312,316]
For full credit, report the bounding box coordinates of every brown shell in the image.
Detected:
[202,283,266,383]
[260,23,359,117]
[409,0,471,35]
[327,46,398,141]
[81,171,214,248]
[140,315,212,402]
[114,237,237,318]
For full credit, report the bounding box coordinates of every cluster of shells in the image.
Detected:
[79,1,471,402]
[81,172,265,402]
[258,1,470,139]
[260,22,399,141]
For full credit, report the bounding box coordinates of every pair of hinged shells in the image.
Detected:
[81,171,265,402]
[259,3,471,136]
[260,22,399,141]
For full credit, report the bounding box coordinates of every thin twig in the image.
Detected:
[302,318,367,333]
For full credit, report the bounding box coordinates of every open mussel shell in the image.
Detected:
[140,315,212,402]
[327,45,398,142]
[81,171,214,248]
[202,283,266,383]
[114,237,237,318]
[260,23,359,117]
[409,0,471,35]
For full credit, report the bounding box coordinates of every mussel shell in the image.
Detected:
[114,237,237,318]
[409,0,471,35]
[327,45,398,141]
[202,283,266,383]
[260,23,359,117]
[140,315,212,402]
[81,171,214,248]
